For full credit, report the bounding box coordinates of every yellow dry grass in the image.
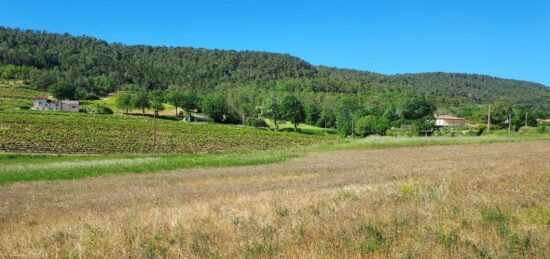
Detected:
[1,141,549,258]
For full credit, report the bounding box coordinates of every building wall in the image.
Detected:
[61,102,79,112]
[33,100,79,112]
[436,119,465,126]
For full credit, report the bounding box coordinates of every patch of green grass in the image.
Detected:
[436,228,459,248]
[264,119,337,136]
[0,149,298,184]
[481,207,510,225]
[360,223,386,254]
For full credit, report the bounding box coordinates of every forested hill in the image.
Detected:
[1,27,549,108]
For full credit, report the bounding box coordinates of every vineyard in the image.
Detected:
[0,111,335,154]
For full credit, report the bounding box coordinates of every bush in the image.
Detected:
[222,110,242,124]
[84,93,100,100]
[245,117,268,128]
[93,104,113,114]
[433,126,481,137]
[354,116,391,137]
[354,116,375,137]
[18,105,31,110]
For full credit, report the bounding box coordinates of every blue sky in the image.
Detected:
[1,0,549,86]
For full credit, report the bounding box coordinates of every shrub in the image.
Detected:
[84,93,100,100]
[354,116,390,136]
[434,126,480,137]
[354,116,375,137]
[18,105,31,110]
[245,117,268,128]
[93,104,113,114]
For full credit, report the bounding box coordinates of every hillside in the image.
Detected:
[1,27,549,109]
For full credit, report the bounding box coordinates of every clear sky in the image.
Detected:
[1,0,549,86]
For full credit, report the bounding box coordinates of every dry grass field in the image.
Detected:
[1,141,549,258]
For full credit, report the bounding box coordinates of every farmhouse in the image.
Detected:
[33,96,79,112]
[435,115,466,127]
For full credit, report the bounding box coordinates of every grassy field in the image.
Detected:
[0,141,549,257]
[2,134,549,184]
[0,110,335,154]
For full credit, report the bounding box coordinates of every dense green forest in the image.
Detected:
[1,26,549,135]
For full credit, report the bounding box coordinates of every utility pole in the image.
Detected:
[152,113,157,149]
[508,108,512,132]
[350,114,355,137]
[525,112,528,127]
[487,104,491,132]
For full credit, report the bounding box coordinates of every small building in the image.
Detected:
[33,96,79,112]
[435,115,466,127]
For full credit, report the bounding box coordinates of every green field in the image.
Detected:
[0,110,334,154]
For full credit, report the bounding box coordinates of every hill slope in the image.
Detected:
[1,26,549,108]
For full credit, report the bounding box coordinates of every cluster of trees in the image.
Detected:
[114,87,442,136]
[115,88,197,117]
[114,87,309,131]
[1,27,550,111]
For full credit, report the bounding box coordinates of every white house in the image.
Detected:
[435,115,466,127]
[33,96,79,112]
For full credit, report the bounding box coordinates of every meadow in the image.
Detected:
[0,141,549,257]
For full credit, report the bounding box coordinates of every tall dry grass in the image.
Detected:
[1,141,549,258]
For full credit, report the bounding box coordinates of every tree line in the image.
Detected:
[113,87,443,136]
